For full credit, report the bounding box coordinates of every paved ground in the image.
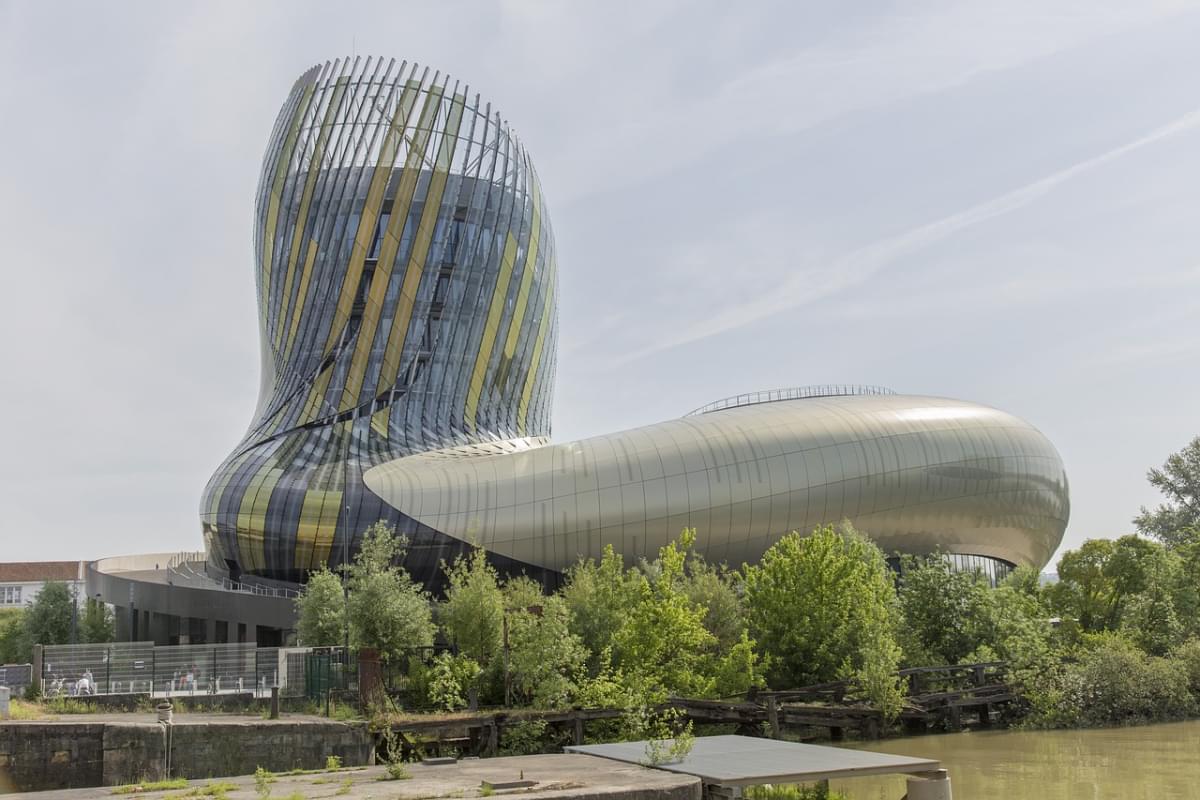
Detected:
[7,754,701,800]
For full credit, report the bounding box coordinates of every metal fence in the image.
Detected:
[40,643,317,698]
[0,663,32,695]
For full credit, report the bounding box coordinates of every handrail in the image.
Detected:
[686,385,897,417]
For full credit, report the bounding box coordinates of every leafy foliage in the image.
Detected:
[612,529,720,698]
[744,524,900,689]
[682,558,746,651]
[1134,435,1200,547]
[560,545,641,674]
[295,566,346,647]
[80,599,114,644]
[896,555,995,665]
[427,651,482,711]
[439,547,504,668]
[345,523,435,661]
[505,595,587,708]
[23,581,73,647]
[0,609,30,663]
[1026,635,1195,727]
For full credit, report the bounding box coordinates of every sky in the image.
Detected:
[0,1,1197,568]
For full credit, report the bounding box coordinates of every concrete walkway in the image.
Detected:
[7,754,701,800]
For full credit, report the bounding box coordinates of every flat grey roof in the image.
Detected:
[565,734,941,786]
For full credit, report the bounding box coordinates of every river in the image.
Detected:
[829,720,1200,799]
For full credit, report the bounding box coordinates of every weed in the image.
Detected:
[334,778,353,795]
[159,781,237,800]
[479,784,495,797]
[112,778,190,794]
[7,699,48,721]
[44,696,95,715]
[324,755,342,771]
[254,767,276,798]
[328,702,359,722]
[379,762,411,781]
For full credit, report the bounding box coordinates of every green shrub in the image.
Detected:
[499,718,549,756]
[1026,636,1195,726]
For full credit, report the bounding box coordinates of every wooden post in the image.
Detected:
[972,665,986,686]
[947,705,962,731]
[766,696,780,739]
[573,712,584,745]
[487,717,499,757]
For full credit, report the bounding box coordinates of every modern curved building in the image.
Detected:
[202,57,1069,591]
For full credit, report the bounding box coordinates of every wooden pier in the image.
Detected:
[382,661,1015,756]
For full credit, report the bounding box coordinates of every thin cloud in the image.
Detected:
[606,107,1200,367]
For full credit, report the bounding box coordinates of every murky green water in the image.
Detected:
[829,720,1200,799]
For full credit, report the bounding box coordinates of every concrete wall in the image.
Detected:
[0,723,105,792]
[0,720,374,793]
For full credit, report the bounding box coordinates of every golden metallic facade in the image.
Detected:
[365,393,1069,573]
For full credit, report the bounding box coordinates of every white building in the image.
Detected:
[0,562,85,608]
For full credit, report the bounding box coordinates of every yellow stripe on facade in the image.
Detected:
[234,463,270,572]
[302,82,440,424]
[518,264,556,434]
[283,239,320,360]
[496,183,541,387]
[365,86,449,415]
[261,84,316,314]
[266,82,316,352]
[379,94,467,427]
[279,78,350,362]
[370,408,389,438]
[309,489,345,569]
[235,463,283,573]
[293,490,320,570]
[337,82,423,410]
[207,450,254,520]
[463,233,519,432]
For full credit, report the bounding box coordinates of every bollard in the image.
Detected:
[0,686,10,720]
[157,701,174,724]
[907,769,952,800]
[270,686,280,719]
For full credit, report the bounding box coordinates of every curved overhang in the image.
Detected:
[363,394,1069,572]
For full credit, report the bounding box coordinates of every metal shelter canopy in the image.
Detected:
[565,735,942,787]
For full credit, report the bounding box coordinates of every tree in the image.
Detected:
[506,595,587,708]
[0,609,30,664]
[560,545,641,674]
[612,529,720,699]
[346,523,435,661]
[743,524,901,688]
[80,599,114,644]
[683,557,746,651]
[1121,550,1183,656]
[1134,436,1200,547]
[295,566,347,647]
[23,581,73,647]
[440,546,504,668]
[1049,536,1159,632]
[897,555,996,665]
